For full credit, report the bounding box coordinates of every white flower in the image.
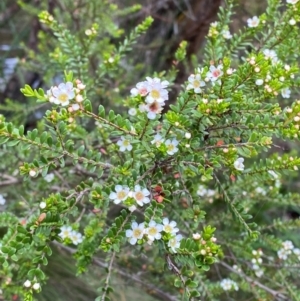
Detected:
[197,185,216,197]
[130,185,151,206]
[186,74,206,93]
[51,82,75,106]
[282,240,294,250]
[77,83,86,90]
[146,77,169,89]
[185,132,191,139]
[168,234,183,253]
[126,222,145,245]
[109,185,130,204]
[193,233,201,240]
[145,77,169,104]
[69,231,83,245]
[289,18,297,25]
[293,248,300,260]
[162,218,179,234]
[222,30,232,39]
[226,68,235,75]
[72,103,80,111]
[44,173,54,182]
[287,0,299,4]
[117,137,132,152]
[144,99,164,119]
[39,202,46,209]
[130,81,149,97]
[255,187,266,195]
[29,169,37,177]
[255,269,264,277]
[59,225,73,240]
[128,108,137,116]
[281,88,291,98]
[263,49,278,64]
[146,220,163,241]
[247,16,260,28]
[75,94,84,102]
[0,194,6,205]
[293,248,300,255]
[206,65,223,82]
[278,248,292,260]
[151,133,164,147]
[32,283,41,290]
[85,29,92,36]
[255,79,264,86]
[268,170,278,179]
[24,280,31,288]
[234,157,244,171]
[165,138,179,155]
[220,279,239,291]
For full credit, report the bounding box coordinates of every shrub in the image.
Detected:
[0,0,300,300]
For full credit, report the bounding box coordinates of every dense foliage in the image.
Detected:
[1,0,300,300]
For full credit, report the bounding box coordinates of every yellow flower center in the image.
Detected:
[135,191,144,201]
[117,191,126,199]
[164,225,172,233]
[148,227,157,236]
[168,144,174,151]
[193,80,200,88]
[123,140,129,146]
[58,93,68,102]
[150,89,160,99]
[133,228,142,238]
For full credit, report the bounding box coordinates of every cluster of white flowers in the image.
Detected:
[277,240,300,261]
[129,77,169,120]
[251,249,264,277]
[196,185,216,198]
[234,157,245,171]
[255,187,267,196]
[0,194,6,205]
[150,133,179,155]
[220,278,239,291]
[117,133,179,155]
[59,225,84,245]
[46,79,85,110]
[207,22,233,39]
[126,218,182,252]
[186,64,224,93]
[23,280,40,290]
[263,49,279,64]
[109,184,151,209]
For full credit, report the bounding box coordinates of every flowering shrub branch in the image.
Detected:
[1,0,300,300]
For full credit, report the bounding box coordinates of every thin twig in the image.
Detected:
[219,261,290,300]
[53,242,179,301]
[101,251,116,301]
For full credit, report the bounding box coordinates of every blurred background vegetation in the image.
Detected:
[1,0,299,300]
